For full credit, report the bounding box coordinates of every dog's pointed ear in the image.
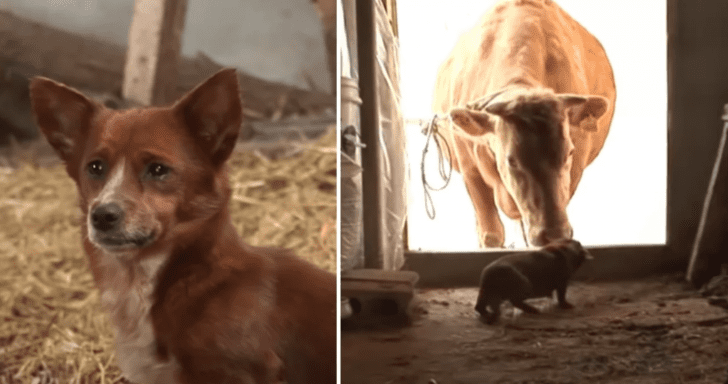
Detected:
[173,68,243,166]
[29,77,100,163]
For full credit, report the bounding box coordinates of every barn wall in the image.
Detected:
[374,0,406,271]
[668,0,728,261]
[0,0,330,92]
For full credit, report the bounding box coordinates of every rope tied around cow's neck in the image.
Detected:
[421,114,453,220]
[419,91,505,220]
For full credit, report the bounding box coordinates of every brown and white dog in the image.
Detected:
[475,238,592,324]
[29,68,336,384]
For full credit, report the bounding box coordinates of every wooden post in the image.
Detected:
[122,0,188,106]
[312,0,336,95]
[687,104,728,287]
[357,0,384,269]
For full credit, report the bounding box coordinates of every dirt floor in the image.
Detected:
[342,273,728,384]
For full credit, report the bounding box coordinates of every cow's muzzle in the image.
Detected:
[530,225,574,246]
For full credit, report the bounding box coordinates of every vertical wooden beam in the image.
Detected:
[122,0,188,106]
[357,0,384,269]
[311,0,336,95]
[665,0,676,258]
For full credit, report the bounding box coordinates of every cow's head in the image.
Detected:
[449,88,609,246]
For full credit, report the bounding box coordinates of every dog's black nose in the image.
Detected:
[91,203,123,232]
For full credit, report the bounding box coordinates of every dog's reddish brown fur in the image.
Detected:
[29,68,336,384]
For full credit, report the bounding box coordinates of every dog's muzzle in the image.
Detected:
[90,203,154,249]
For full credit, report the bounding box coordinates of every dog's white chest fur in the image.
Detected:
[97,250,179,383]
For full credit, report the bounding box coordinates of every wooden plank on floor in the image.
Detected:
[122,0,188,106]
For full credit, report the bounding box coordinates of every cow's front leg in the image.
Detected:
[462,170,504,248]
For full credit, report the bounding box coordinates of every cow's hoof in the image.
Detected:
[480,233,504,248]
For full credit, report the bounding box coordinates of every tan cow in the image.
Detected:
[433,0,615,248]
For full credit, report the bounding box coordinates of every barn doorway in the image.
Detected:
[400,0,667,251]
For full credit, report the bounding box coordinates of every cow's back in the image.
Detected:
[433,0,615,176]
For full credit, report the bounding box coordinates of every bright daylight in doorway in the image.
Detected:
[400,0,667,251]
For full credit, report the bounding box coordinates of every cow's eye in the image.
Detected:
[507,155,518,168]
[146,163,171,180]
[565,148,575,163]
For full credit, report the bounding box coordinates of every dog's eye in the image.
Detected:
[87,160,105,178]
[147,163,170,179]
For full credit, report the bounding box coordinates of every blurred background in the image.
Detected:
[1,0,330,91]
[0,0,336,153]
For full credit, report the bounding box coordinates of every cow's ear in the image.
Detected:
[483,100,510,116]
[560,94,609,132]
[449,107,495,137]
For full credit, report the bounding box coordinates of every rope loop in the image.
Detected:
[420,114,453,220]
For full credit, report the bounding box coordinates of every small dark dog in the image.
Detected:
[475,239,592,324]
